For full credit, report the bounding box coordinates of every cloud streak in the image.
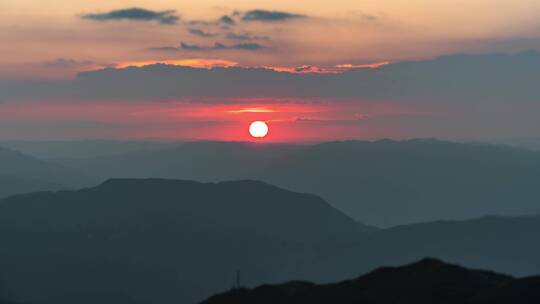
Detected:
[220,15,236,26]
[43,58,95,68]
[188,28,217,38]
[152,42,267,51]
[81,7,179,25]
[188,15,236,27]
[242,10,307,22]
[226,32,270,41]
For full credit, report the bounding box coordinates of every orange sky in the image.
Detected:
[1,1,540,141]
[2,0,540,78]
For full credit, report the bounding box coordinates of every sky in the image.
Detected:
[2,0,540,142]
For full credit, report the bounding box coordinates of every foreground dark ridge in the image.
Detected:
[201,258,540,304]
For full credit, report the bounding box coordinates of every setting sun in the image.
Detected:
[249,121,269,138]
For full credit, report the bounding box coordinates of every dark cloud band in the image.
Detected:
[242,10,307,22]
[2,51,539,104]
[179,42,266,51]
[149,42,266,51]
[82,7,179,25]
[226,32,270,41]
[188,29,217,38]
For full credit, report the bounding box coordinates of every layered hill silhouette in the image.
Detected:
[0,178,539,304]
[0,146,95,198]
[301,215,540,281]
[261,139,540,227]
[202,259,540,304]
[1,140,177,159]
[0,178,367,304]
[58,141,301,182]
[57,139,540,226]
[0,175,62,199]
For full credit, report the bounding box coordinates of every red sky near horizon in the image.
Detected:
[0,100,427,142]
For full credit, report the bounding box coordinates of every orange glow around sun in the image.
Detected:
[0,99,422,142]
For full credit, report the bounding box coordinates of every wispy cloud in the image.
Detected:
[188,28,218,38]
[180,42,205,51]
[219,43,266,50]
[149,42,266,52]
[225,107,278,114]
[219,15,236,25]
[267,65,339,74]
[147,46,180,52]
[178,42,266,51]
[188,15,236,27]
[225,32,270,41]
[335,62,390,69]
[242,10,307,22]
[295,115,366,125]
[43,58,95,68]
[81,7,179,25]
[114,59,239,69]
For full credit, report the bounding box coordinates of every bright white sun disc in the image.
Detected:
[249,121,269,138]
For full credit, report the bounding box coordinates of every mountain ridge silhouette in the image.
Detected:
[201,258,539,304]
[55,139,540,226]
[0,146,95,198]
[0,178,368,304]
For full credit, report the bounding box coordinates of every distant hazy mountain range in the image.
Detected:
[46,139,540,227]
[0,140,178,160]
[0,146,96,198]
[0,179,539,304]
[0,175,61,199]
[202,258,540,304]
